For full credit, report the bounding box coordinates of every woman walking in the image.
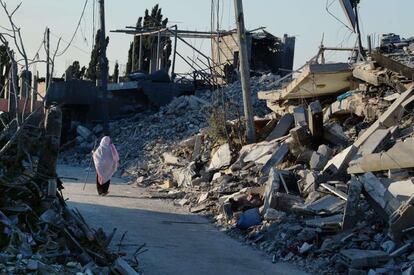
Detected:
[92,136,119,196]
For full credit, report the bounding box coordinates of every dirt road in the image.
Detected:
[58,165,307,275]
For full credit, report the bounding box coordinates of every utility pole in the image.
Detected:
[171,25,178,79]
[46,27,50,90]
[138,35,143,71]
[353,0,366,59]
[99,0,109,134]
[233,0,256,144]
[156,31,161,70]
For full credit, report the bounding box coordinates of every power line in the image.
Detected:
[55,0,89,57]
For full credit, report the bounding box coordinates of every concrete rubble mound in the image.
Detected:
[61,34,414,274]
[0,111,138,274]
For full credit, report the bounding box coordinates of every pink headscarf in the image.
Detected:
[93,136,120,185]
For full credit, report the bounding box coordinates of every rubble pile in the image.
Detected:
[140,50,414,273]
[380,33,414,68]
[60,74,281,175]
[0,114,138,274]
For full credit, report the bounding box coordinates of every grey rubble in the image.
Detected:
[63,37,414,275]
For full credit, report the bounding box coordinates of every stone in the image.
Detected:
[342,178,363,230]
[162,152,183,166]
[323,145,358,179]
[266,113,294,141]
[262,168,280,214]
[323,123,349,147]
[173,162,196,187]
[92,124,104,135]
[357,128,391,156]
[77,125,93,141]
[243,140,279,164]
[261,143,289,175]
[388,169,409,180]
[289,125,312,148]
[308,100,324,142]
[293,106,307,127]
[339,249,389,269]
[349,138,414,174]
[208,143,232,171]
[310,145,333,171]
[198,192,209,204]
[263,208,286,221]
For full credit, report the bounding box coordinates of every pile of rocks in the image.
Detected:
[60,73,281,173]
[140,62,414,273]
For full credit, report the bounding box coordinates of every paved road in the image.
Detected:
[58,165,307,275]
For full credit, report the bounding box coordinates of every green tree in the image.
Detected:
[126,4,172,75]
[86,30,109,82]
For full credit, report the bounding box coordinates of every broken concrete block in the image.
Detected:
[310,145,333,171]
[352,62,381,86]
[243,140,279,164]
[357,128,391,157]
[208,143,232,171]
[354,86,414,149]
[303,171,320,195]
[294,195,345,215]
[342,178,362,230]
[269,192,304,212]
[262,168,281,215]
[389,194,414,241]
[323,145,358,179]
[308,100,323,141]
[360,172,388,211]
[77,125,93,141]
[261,142,289,175]
[173,162,196,187]
[293,106,307,127]
[162,152,183,166]
[289,125,312,148]
[340,249,389,269]
[323,123,349,147]
[388,169,409,180]
[264,208,286,221]
[349,138,414,174]
[266,113,294,141]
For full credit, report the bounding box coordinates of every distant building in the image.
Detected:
[211,30,295,83]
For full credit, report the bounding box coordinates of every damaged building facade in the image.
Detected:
[212,30,296,83]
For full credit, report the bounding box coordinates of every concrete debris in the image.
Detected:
[208,143,232,171]
[349,137,414,174]
[58,35,414,274]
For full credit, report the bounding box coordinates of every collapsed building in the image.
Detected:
[61,33,414,274]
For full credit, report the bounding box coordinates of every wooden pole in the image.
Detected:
[98,0,109,134]
[233,0,256,144]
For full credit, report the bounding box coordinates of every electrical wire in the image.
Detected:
[55,0,89,57]
[325,0,354,33]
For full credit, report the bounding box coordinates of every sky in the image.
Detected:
[1,0,413,77]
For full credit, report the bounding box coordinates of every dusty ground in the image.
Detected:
[57,165,308,275]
